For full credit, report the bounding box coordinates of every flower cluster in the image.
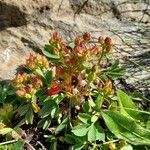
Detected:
[45,32,113,104]
[26,53,49,70]
[12,54,50,99]
[12,33,113,104]
[13,73,43,99]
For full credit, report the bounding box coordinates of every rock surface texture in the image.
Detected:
[0,0,150,92]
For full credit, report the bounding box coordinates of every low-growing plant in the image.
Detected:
[0,32,150,150]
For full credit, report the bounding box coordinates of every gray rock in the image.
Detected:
[0,0,149,91]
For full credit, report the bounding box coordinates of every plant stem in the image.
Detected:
[25,140,36,150]
[102,139,119,145]
[0,139,18,146]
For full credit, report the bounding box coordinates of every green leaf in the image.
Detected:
[18,104,30,116]
[51,107,57,118]
[91,114,99,123]
[88,98,96,108]
[95,122,105,141]
[44,44,54,53]
[54,94,65,104]
[40,105,52,118]
[43,44,60,60]
[68,42,75,49]
[43,118,51,130]
[0,140,24,150]
[13,140,25,150]
[64,134,76,144]
[95,94,104,111]
[35,68,45,77]
[39,100,56,118]
[117,90,136,109]
[55,117,69,135]
[0,128,13,135]
[43,50,60,60]
[102,111,150,145]
[35,88,47,98]
[121,144,133,150]
[72,124,90,137]
[83,101,92,113]
[105,60,125,79]
[25,107,34,124]
[65,134,87,145]
[117,90,137,118]
[88,124,96,142]
[45,70,53,83]
[50,141,57,150]
[78,113,91,124]
[38,117,51,129]
[72,143,85,150]
[117,90,149,121]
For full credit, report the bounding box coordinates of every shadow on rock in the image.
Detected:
[0,1,27,30]
[21,37,42,54]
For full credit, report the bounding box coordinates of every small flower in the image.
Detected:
[50,32,62,42]
[105,37,112,52]
[26,54,36,70]
[75,43,87,56]
[75,46,82,54]
[16,84,36,98]
[31,76,43,89]
[105,37,112,46]
[12,72,28,85]
[83,32,91,41]
[69,58,77,65]
[16,88,26,97]
[25,84,34,94]
[49,32,65,50]
[56,66,65,75]
[74,37,82,46]
[91,44,98,52]
[98,36,105,44]
[26,53,49,70]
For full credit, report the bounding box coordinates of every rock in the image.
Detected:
[0,0,149,91]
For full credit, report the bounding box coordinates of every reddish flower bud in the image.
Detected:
[32,76,43,89]
[74,37,81,46]
[98,36,105,44]
[53,32,61,41]
[75,46,82,54]
[65,46,73,53]
[80,42,87,50]
[26,53,49,70]
[12,72,28,85]
[105,37,112,46]
[49,32,63,44]
[91,44,98,52]
[47,81,61,96]
[16,88,26,97]
[25,84,33,93]
[69,58,77,65]
[47,86,61,96]
[105,37,112,52]
[83,32,91,41]
[56,66,64,75]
